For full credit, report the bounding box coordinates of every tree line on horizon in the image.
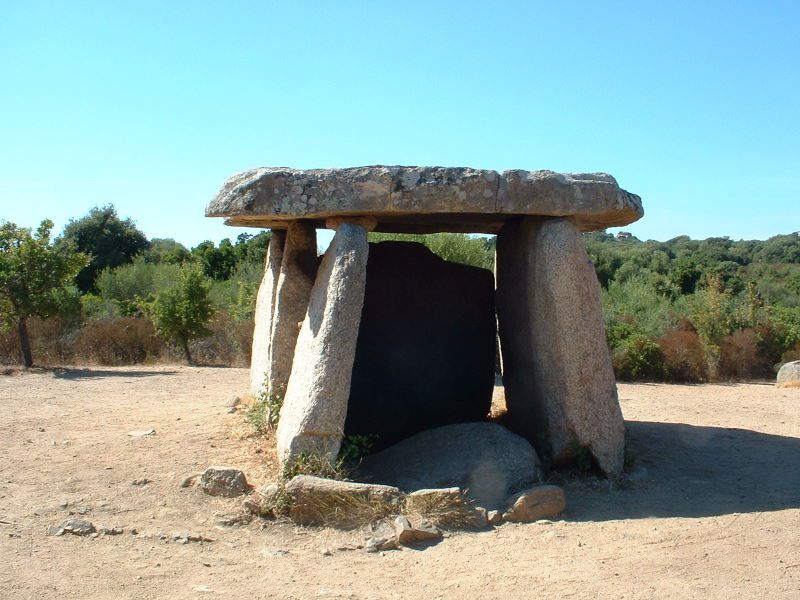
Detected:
[1,205,799,380]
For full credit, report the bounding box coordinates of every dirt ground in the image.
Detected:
[1,366,799,599]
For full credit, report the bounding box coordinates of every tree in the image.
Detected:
[59,205,149,292]
[0,220,88,367]
[191,238,237,280]
[149,267,214,364]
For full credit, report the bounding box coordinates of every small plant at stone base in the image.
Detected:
[338,433,379,468]
[281,449,350,482]
[246,384,285,434]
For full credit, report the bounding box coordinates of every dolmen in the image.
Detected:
[206,166,644,477]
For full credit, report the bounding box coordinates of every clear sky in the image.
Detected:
[1,1,798,248]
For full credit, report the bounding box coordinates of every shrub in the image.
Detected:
[602,277,678,340]
[658,327,708,382]
[74,317,162,365]
[187,313,252,366]
[150,267,214,364]
[96,258,182,304]
[612,334,665,381]
[247,385,285,434]
[718,328,766,380]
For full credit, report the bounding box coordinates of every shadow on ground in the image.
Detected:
[51,368,178,380]
[568,420,800,521]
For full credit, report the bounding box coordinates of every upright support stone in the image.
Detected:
[249,230,286,396]
[496,217,624,476]
[267,221,317,397]
[276,222,370,467]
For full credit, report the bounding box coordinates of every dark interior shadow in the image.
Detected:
[565,420,800,521]
[51,368,178,380]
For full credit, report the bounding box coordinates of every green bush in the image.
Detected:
[149,267,214,364]
[612,334,666,381]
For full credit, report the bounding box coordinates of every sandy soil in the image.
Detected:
[1,366,799,599]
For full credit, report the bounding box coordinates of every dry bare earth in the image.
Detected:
[1,366,799,600]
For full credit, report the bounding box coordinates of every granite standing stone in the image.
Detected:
[496,217,624,476]
[249,230,286,395]
[267,221,317,397]
[276,223,370,467]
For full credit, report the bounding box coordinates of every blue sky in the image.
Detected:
[1,1,798,248]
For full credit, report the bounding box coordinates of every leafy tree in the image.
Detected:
[149,267,214,364]
[192,239,238,280]
[144,238,192,264]
[59,205,149,292]
[0,220,88,367]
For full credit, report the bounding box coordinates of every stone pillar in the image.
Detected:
[496,217,624,476]
[276,222,370,467]
[267,221,317,397]
[249,230,286,396]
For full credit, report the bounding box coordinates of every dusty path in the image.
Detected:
[1,366,799,599]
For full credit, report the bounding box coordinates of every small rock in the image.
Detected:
[487,510,503,525]
[46,526,64,536]
[215,512,252,527]
[180,473,199,488]
[172,532,215,544]
[393,515,442,545]
[321,548,333,556]
[199,467,250,498]
[365,521,399,552]
[226,396,242,413]
[98,526,124,535]
[131,478,152,486]
[502,485,566,523]
[243,483,281,518]
[474,507,489,527]
[127,429,156,438]
[59,518,96,536]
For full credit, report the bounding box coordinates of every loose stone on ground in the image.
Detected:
[199,467,250,498]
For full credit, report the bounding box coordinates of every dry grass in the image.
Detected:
[403,490,484,529]
[290,490,401,529]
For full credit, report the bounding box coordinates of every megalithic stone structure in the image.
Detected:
[276,221,370,466]
[496,217,624,475]
[249,230,286,396]
[206,166,643,477]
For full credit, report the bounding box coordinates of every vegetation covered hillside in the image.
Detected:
[1,207,798,381]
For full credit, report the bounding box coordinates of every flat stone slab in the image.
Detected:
[207,166,643,233]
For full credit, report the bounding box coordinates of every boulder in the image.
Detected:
[199,467,250,498]
[345,242,496,450]
[502,485,566,523]
[285,475,401,528]
[207,166,643,233]
[249,230,286,395]
[276,223,369,467]
[355,422,541,509]
[496,217,625,476]
[777,361,800,388]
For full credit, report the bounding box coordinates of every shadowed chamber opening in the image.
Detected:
[343,240,497,453]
